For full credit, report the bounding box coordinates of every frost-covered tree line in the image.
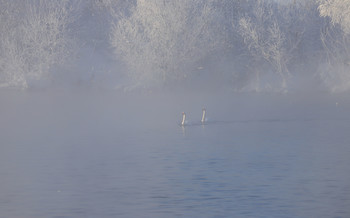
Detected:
[0,0,350,92]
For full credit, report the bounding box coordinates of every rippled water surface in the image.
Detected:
[1,92,350,217]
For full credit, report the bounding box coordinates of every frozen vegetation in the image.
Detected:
[0,0,349,93]
[1,1,350,217]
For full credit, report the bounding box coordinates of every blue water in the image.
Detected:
[1,92,350,217]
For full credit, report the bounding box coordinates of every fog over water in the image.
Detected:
[1,90,350,217]
[1,0,350,217]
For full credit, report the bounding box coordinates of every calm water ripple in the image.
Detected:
[1,93,350,217]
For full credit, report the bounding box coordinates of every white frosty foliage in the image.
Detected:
[318,0,350,34]
[318,0,350,92]
[1,0,350,93]
[319,26,350,92]
[110,0,226,88]
[0,0,79,89]
[238,0,308,92]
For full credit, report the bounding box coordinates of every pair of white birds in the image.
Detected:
[181,108,206,126]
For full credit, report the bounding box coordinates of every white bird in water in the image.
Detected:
[181,112,186,126]
[201,108,206,124]
[181,108,207,126]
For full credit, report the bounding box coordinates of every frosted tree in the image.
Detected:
[319,0,350,34]
[318,0,350,92]
[110,0,226,88]
[0,0,80,89]
[238,0,296,92]
[91,0,134,18]
[0,1,26,88]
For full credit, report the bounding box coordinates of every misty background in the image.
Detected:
[0,0,349,93]
[1,1,350,217]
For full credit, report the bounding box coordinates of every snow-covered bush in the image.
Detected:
[319,0,350,34]
[318,0,350,92]
[0,0,80,89]
[110,0,226,88]
[238,0,308,92]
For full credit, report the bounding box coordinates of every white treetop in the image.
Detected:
[319,0,350,34]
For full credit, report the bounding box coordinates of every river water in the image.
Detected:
[1,91,349,217]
